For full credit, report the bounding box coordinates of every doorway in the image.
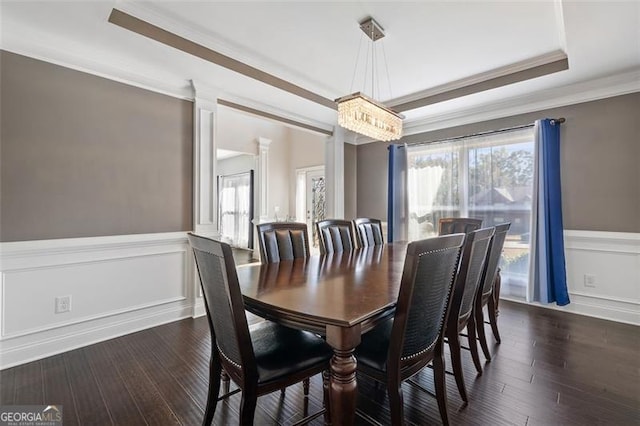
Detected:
[296,166,325,249]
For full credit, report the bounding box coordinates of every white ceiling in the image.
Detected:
[1,1,639,137]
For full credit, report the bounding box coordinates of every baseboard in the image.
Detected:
[0,232,199,370]
[0,301,193,370]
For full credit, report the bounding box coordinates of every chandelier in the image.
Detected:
[336,17,403,141]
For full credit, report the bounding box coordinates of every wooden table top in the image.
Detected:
[237,242,408,329]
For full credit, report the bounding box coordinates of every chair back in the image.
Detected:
[353,218,384,248]
[448,227,494,331]
[187,233,256,383]
[387,234,465,373]
[478,223,511,300]
[438,217,483,236]
[256,222,310,263]
[316,219,356,255]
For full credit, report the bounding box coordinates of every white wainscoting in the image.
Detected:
[0,232,197,370]
[534,230,640,325]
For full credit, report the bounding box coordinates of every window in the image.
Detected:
[218,171,253,249]
[406,127,534,299]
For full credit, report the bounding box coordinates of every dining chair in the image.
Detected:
[438,217,483,236]
[316,219,356,255]
[355,233,465,426]
[353,217,384,248]
[445,227,494,402]
[254,222,313,395]
[256,222,310,263]
[475,223,511,360]
[187,233,333,426]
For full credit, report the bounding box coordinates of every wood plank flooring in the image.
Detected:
[1,300,638,425]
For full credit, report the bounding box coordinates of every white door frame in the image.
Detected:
[295,165,325,222]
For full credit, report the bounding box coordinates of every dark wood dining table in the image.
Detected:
[236,242,408,425]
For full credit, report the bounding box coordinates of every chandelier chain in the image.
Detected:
[381,40,393,100]
[349,33,365,94]
[371,23,375,99]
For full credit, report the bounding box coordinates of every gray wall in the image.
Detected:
[344,143,357,220]
[1,51,193,242]
[357,92,640,233]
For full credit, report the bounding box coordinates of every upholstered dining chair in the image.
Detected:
[475,223,511,360]
[445,227,494,403]
[438,217,483,236]
[353,217,384,248]
[316,219,356,255]
[254,222,313,395]
[355,234,465,426]
[187,233,332,426]
[256,222,310,263]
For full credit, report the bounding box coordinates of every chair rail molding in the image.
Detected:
[0,232,195,370]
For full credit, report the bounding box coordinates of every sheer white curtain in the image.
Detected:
[406,141,462,240]
[404,128,535,299]
[219,172,251,248]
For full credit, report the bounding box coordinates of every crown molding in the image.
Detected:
[0,17,337,133]
[109,6,336,110]
[217,92,335,136]
[0,18,193,100]
[351,68,640,145]
[115,1,340,98]
[388,50,568,112]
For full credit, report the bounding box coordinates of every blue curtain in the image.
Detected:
[529,119,570,306]
[387,144,408,242]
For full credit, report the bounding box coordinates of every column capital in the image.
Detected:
[257,137,272,149]
[190,80,219,104]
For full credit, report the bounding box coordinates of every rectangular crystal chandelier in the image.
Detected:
[336,18,404,142]
[336,92,403,141]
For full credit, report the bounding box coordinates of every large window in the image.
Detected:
[406,127,534,299]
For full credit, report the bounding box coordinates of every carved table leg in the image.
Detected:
[326,325,361,426]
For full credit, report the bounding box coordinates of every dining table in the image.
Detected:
[236,242,408,425]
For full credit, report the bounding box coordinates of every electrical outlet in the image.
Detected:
[55,295,72,313]
[584,274,597,288]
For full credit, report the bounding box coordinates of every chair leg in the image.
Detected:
[466,318,483,375]
[203,356,222,426]
[221,368,230,396]
[387,381,405,426]
[488,274,502,344]
[322,370,331,425]
[448,331,468,402]
[476,305,492,361]
[303,378,310,396]
[239,390,257,426]
[433,353,450,426]
[492,271,501,313]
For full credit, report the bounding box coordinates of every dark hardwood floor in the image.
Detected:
[1,300,638,425]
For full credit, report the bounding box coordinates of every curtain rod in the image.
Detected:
[399,117,565,148]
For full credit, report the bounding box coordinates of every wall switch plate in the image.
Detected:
[55,295,72,313]
[584,274,597,288]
